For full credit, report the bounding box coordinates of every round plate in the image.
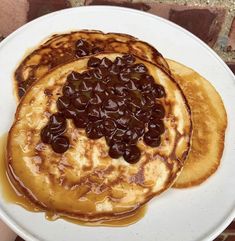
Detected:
[0,6,234,241]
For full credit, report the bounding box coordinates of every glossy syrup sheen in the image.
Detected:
[0,134,147,226]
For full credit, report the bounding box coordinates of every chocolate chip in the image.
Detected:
[76,47,89,57]
[57,96,70,111]
[79,79,93,92]
[72,94,89,109]
[49,113,66,135]
[88,105,102,121]
[116,115,131,129]
[91,47,102,54]
[143,131,161,147]
[151,104,165,119]
[109,142,125,159]
[119,72,131,82]
[128,96,142,110]
[110,129,126,144]
[89,93,103,105]
[121,66,132,74]
[142,93,155,108]
[110,64,120,75]
[87,57,101,67]
[62,105,78,119]
[123,129,139,144]
[135,108,152,122]
[93,81,106,92]
[114,83,127,96]
[125,79,139,90]
[80,71,93,80]
[67,71,81,82]
[51,136,69,153]
[41,126,54,144]
[132,118,145,137]
[148,119,165,135]
[132,63,148,73]
[101,118,115,134]
[153,84,166,98]
[114,57,126,67]
[99,57,112,69]
[85,122,103,139]
[103,98,118,111]
[92,68,103,80]
[123,54,136,64]
[139,74,154,92]
[76,39,89,49]
[73,113,89,128]
[123,145,141,164]
[62,83,76,97]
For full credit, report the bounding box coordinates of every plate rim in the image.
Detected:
[0,5,234,241]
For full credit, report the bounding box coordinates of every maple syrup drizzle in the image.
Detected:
[0,133,147,226]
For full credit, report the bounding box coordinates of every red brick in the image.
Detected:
[0,0,71,37]
[0,0,29,37]
[227,62,235,75]
[85,0,150,11]
[85,0,225,47]
[169,8,223,46]
[224,235,235,241]
[15,237,25,241]
[225,220,235,231]
[228,17,235,51]
[213,235,225,241]
[27,0,71,21]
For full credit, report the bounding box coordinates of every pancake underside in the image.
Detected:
[8,53,191,221]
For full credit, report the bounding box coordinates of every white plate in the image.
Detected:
[0,6,234,241]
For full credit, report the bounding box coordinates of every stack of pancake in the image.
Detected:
[7,30,227,222]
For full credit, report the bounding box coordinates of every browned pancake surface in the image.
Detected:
[8,53,191,221]
[15,30,169,98]
[167,60,227,188]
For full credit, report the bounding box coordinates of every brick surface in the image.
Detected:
[0,0,29,37]
[214,235,225,241]
[85,0,150,11]
[227,62,235,74]
[0,0,71,37]
[169,8,222,46]
[227,221,235,230]
[15,237,24,241]
[228,17,235,51]
[27,0,71,21]
[85,0,226,47]
[0,218,17,241]
[225,235,235,241]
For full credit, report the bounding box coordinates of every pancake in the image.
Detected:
[15,30,170,99]
[14,29,227,189]
[167,60,227,188]
[8,53,192,221]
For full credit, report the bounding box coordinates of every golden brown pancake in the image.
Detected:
[15,30,170,99]
[167,60,227,188]
[8,53,191,221]
[14,29,227,189]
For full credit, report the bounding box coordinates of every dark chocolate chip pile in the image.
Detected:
[41,52,166,163]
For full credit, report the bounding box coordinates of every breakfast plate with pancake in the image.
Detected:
[0,6,234,241]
